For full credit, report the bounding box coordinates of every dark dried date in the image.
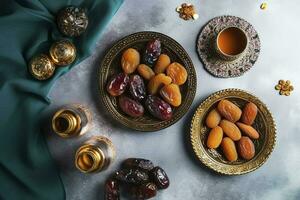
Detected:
[150,167,170,189]
[104,179,120,200]
[122,158,154,171]
[143,39,161,65]
[114,168,149,185]
[106,73,129,96]
[129,74,146,101]
[145,95,173,120]
[119,96,144,117]
[129,182,157,200]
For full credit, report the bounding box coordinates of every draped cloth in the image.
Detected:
[0,0,123,199]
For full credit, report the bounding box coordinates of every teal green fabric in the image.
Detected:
[0,0,123,199]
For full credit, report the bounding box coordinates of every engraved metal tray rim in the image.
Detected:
[190,88,276,175]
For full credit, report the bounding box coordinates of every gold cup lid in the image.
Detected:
[49,40,76,66]
[29,54,55,80]
[57,6,88,37]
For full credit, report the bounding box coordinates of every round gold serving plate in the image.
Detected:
[190,89,276,175]
[99,31,197,131]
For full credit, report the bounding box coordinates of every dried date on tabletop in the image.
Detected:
[114,168,149,185]
[104,179,120,200]
[105,158,170,198]
[129,183,157,200]
[150,167,170,189]
[122,158,154,171]
[176,3,198,21]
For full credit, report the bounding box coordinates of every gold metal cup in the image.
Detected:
[52,109,81,138]
[75,136,116,173]
[52,104,91,138]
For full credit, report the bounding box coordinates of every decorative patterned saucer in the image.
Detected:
[99,31,197,131]
[190,89,276,175]
[197,16,261,78]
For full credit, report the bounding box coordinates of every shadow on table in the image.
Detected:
[41,109,79,173]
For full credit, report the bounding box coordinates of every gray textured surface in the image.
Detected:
[47,0,300,199]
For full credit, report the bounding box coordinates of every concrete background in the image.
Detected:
[48,0,300,199]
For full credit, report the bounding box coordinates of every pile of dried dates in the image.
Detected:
[105,158,170,200]
[106,39,188,120]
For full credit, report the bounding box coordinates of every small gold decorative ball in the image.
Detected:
[29,54,55,80]
[49,40,76,66]
[57,6,88,37]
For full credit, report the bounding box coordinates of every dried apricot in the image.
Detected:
[160,83,182,107]
[154,54,171,74]
[148,73,172,95]
[205,109,221,128]
[137,64,155,80]
[166,62,187,85]
[121,48,140,74]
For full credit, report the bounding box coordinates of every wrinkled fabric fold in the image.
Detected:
[0,0,123,199]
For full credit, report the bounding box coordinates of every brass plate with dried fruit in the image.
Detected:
[99,32,196,131]
[190,89,276,175]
